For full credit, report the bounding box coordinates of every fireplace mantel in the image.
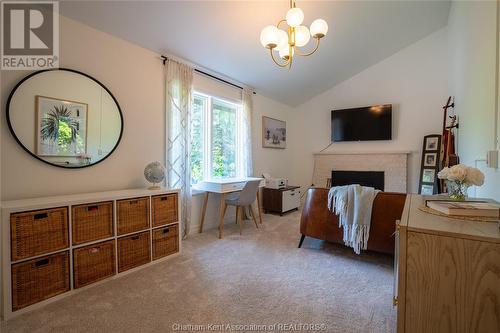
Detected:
[313,151,408,193]
[314,150,412,156]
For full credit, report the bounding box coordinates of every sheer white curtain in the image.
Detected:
[241,88,254,177]
[165,59,193,238]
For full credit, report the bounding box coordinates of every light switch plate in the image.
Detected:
[486,150,499,168]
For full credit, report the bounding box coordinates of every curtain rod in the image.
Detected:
[161,55,255,95]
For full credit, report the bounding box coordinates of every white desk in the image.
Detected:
[194,177,265,238]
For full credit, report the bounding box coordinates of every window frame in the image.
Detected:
[191,91,243,185]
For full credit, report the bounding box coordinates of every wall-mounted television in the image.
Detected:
[331,104,392,142]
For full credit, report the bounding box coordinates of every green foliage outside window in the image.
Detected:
[191,94,239,185]
[212,101,236,178]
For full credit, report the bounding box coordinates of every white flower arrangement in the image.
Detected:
[437,164,485,186]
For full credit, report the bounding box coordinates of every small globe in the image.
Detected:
[144,161,166,189]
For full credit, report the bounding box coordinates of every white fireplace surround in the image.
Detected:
[312,151,409,193]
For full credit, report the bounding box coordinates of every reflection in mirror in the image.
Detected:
[7,69,123,168]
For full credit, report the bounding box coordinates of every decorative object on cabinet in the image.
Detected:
[263,186,301,216]
[6,68,123,168]
[437,164,485,201]
[144,161,166,189]
[395,195,500,333]
[262,116,286,148]
[1,188,180,320]
[418,134,441,195]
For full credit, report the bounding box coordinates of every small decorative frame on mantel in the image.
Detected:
[262,116,286,149]
[418,134,442,195]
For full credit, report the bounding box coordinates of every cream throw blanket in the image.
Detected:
[328,184,380,254]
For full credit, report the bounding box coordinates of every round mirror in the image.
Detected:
[7,68,123,168]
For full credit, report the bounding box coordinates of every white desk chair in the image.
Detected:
[222,180,261,235]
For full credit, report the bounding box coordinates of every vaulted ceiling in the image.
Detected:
[60,1,451,106]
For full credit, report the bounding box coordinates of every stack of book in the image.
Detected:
[426,200,500,218]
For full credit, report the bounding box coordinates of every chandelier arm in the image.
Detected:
[276,19,287,29]
[295,37,321,57]
[270,49,290,68]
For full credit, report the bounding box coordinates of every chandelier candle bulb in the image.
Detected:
[279,46,294,60]
[310,19,328,38]
[295,26,311,47]
[286,7,304,27]
[260,1,328,68]
[260,25,280,49]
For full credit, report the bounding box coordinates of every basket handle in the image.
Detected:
[131,235,140,240]
[34,213,48,220]
[87,205,99,211]
[162,228,170,234]
[161,197,168,201]
[129,200,138,205]
[33,258,49,268]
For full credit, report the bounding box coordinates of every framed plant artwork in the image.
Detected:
[262,116,286,149]
[418,134,442,195]
[36,95,88,157]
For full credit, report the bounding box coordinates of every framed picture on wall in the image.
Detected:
[36,95,88,157]
[418,134,442,195]
[262,116,286,149]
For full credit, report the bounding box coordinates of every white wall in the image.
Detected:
[448,0,500,200]
[290,27,449,194]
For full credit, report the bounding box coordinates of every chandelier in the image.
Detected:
[260,0,328,69]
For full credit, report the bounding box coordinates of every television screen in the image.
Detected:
[331,104,392,142]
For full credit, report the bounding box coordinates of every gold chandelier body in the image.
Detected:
[260,0,328,69]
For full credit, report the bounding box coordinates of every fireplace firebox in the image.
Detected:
[331,170,385,191]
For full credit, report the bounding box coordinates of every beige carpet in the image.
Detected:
[1,210,395,333]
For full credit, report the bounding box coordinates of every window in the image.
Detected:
[191,92,243,185]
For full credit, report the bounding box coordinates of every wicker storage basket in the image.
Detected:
[117,197,150,235]
[11,207,69,261]
[73,240,116,289]
[117,231,151,272]
[152,194,178,227]
[152,224,179,260]
[72,201,113,245]
[11,251,70,311]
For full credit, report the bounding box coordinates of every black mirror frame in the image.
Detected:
[6,68,124,169]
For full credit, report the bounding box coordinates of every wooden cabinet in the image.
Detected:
[263,186,301,215]
[1,188,180,320]
[396,195,500,333]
